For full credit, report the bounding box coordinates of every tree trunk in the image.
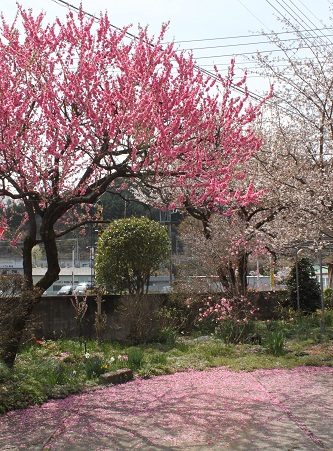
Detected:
[0,226,60,367]
[0,293,41,368]
[217,251,249,297]
[236,252,249,296]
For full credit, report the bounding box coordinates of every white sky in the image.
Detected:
[1,0,332,95]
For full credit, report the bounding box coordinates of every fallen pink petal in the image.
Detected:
[0,366,332,450]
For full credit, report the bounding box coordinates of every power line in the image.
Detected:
[200,57,319,68]
[166,27,333,45]
[286,0,333,44]
[298,0,327,24]
[182,33,333,52]
[236,0,274,32]
[49,0,331,119]
[265,0,330,55]
[52,0,333,56]
[192,42,333,60]
[265,0,317,47]
[51,0,333,65]
[278,0,332,45]
[51,0,139,41]
[45,1,322,125]
[50,0,269,102]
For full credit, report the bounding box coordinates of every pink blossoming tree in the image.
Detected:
[0,6,267,366]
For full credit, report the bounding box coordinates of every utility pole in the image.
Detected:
[72,245,75,288]
[160,209,174,288]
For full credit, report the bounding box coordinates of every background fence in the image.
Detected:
[27,291,283,340]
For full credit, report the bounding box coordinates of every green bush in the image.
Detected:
[264,330,285,356]
[324,309,333,327]
[216,318,255,344]
[324,288,333,309]
[154,326,177,345]
[126,348,145,370]
[95,217,170,295]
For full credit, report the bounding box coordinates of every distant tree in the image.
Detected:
[101,182,161,222]
[286,257,321,313]
[95,217,170,294]
[254,16,333,247]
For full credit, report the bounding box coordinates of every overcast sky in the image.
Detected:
[1,0,332,95]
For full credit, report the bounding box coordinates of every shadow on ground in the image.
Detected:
[1,366,332,450]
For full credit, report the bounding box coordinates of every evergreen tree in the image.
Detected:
[286,257,322,313]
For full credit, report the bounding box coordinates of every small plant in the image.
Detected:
[70,295,88,343]
[205,341,232,358]
[196,295,257,344]
[264,330,285,356]
[216,317,255,344]
[94,287,107,345]
[104,350,144,372]
[292,312,320,340]
[149,353,168,366]
[84,355,108,379]
[325,309,333,327]
[33,337,57,352]
[155,326,177,345]
[126,348,145,371]
[42,361,72,386]
[0,362,11,383]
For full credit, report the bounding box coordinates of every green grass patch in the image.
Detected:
[0,315,332,415]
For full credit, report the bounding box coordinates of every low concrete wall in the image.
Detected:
[29,294,168,341]
[1,291,284,345]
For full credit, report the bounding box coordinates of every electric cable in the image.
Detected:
[168,27,333,45]
[236,0,273,32]
[265,0,328,56]
[277,0,330,46]
[50,0,269,102]
[182,33,333,51]
[286,0,333,44]
[192,42,333,59]
[49,0,331,117]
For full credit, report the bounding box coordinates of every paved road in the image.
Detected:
[1,366,332,450]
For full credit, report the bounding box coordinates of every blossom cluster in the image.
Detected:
[198,295,258,325]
